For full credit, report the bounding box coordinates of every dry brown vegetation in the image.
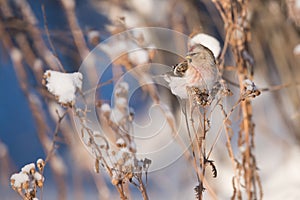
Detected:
[1,0,300,199]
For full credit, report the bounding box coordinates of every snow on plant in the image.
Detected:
[43,70,83,105]
[12,16,262,199]
[75,81,151,200]
[10,159,45,200]
[42,64,151,199]
[188,33,221,58]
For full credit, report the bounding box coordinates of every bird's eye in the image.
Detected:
[172,63,178,70]
[188,52,197,56]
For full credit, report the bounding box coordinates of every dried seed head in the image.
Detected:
[111,178,120,186]
[88,30,100,46]
[126,172,134,179]
[36,180,44,188]
[116,138,127,148]
[36,158,45,172]
[21,163,36,174]
[22,181,29,190]
[242,79,261,98]
[94,159,100,173]
[190,87,210,106]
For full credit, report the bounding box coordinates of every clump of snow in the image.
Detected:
[293,44,300,55]
[243,79,258,92]
[115,97,127,107]
[128,49,149,65]
[100,103,111,113]
[99,28,153,66]
[10,173,29,188]
[36,158,45,171]
[88,30,100,40]
[110,82,131,124]
[118,82,129,92]
[110,107,125,124]
[21,163,35,174]
[101,40,131,59]
[116,138,126,147]
[44,70,83,104]
[33,172,44,181]
[188,33,221,58]
[114,82,129,98]
[10,159,46,197]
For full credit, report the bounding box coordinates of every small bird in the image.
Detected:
[185,44,219,92]
[165,44,220,104]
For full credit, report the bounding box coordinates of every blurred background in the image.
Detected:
[1,0,300,199]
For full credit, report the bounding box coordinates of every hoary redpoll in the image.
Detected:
[165,44,220,105]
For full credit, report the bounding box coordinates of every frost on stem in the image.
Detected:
[43,70,83,105]
[74,80,151,199]
[242,79,261,99]
[10,159,45,199]
[87,30,100,46]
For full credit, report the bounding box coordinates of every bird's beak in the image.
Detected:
[185,55,192,62]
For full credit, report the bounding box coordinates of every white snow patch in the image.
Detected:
[115,97,127,107]
[21,163,35,174]
[128,49,149,65]
[88,30,100,41]
[293,44,300,55]
[44,70,82,104]
[119,82,129,92]
[243,79,258,92]
[11,173,29,188]
[110,107,125,124]
[116,138,126,146]
[188,33,221,58]
[33,172,44,181]
[37,158,44,164]
[100,103,111,113]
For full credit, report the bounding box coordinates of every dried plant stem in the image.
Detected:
[218,102,242,198]
[184,91,218,200]
[45,110,68,164]
[41,4,65,72]
[211,0,263,198]
[0,17,67,199]
[12,0,61,71]
[136,175,149,200]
